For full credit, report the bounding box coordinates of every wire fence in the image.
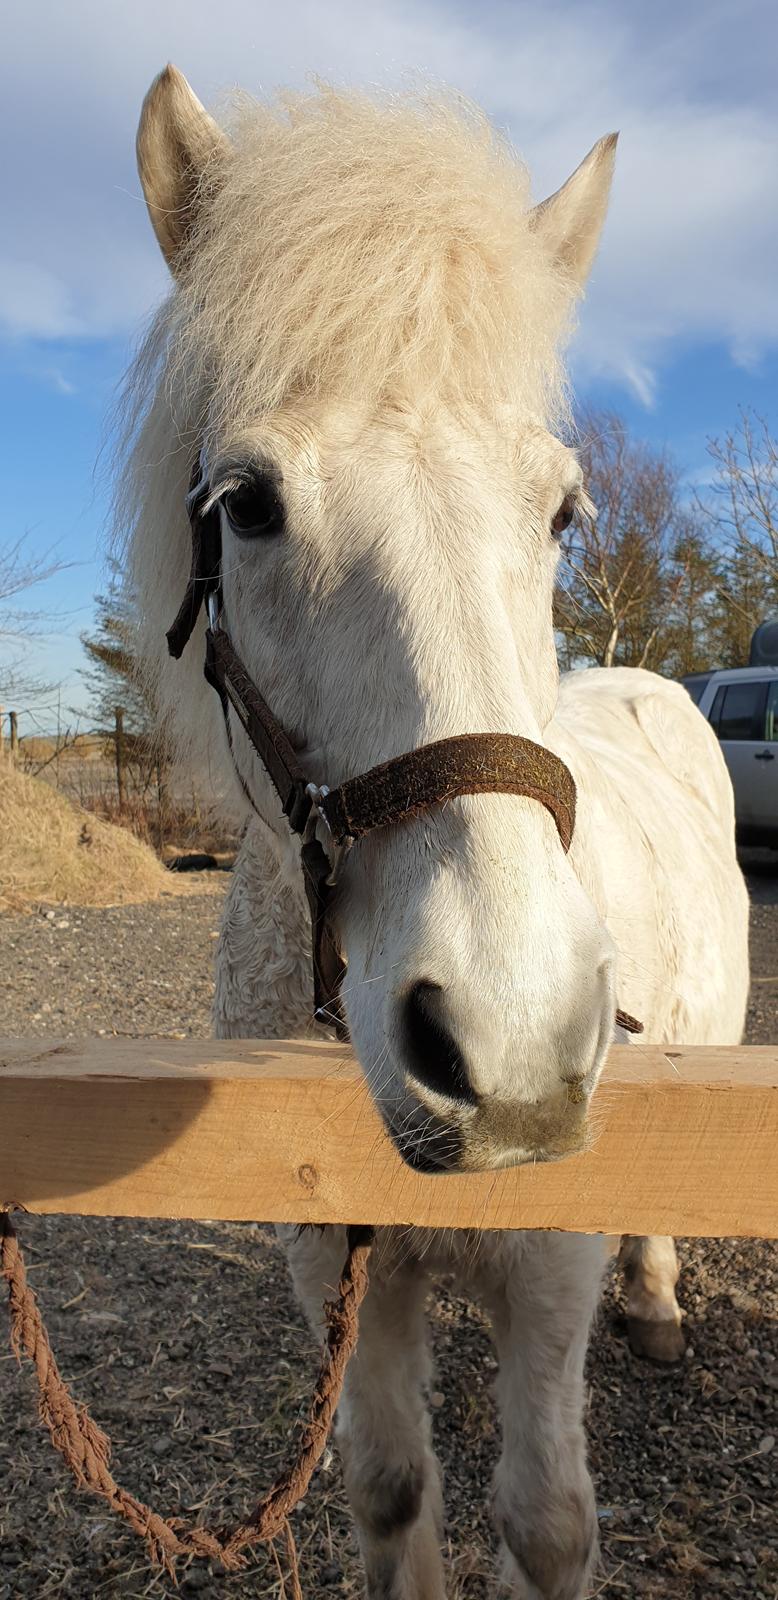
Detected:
[1,704,238,861]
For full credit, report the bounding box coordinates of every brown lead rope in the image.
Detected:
[1,1207,374,1588]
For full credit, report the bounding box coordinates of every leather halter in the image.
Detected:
[167,458,641,1041]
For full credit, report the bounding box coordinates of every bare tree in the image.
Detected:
[662,527,721,677]
[702,409,778,570]
[697,409,778,666]
[0,535,70,702]
[555,411,713,673]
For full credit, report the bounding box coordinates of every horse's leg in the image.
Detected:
[281,1225,446,1600]
[618,1235,685,1363]
[215,828,444,1591]
[482,1231,608,1600]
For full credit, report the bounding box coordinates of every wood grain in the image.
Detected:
[1,1039,776,1236]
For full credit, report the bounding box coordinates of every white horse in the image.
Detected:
[121,67,749,1599]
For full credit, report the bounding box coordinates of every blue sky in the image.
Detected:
[2,0,777,731]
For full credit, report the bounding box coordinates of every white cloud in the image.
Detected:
[45,368,78,396]
[617,359,657,411]
[2,0,777,404]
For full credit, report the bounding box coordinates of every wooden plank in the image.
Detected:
[0,1039,776,1237]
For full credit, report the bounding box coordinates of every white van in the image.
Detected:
[682,666,778,847]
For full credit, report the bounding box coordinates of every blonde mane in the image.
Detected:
[115,82,579,786]
[173,82,575,426]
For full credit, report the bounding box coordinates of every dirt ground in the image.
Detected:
[0,863,776,1600]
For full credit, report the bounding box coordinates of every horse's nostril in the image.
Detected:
[402,981,478,1106]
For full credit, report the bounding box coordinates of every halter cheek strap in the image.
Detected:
[166,457,643,1042]
[166,463,222,660]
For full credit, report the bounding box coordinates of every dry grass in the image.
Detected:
[18,738,239,862]
[88,788,238,863]
[0,761,217,913]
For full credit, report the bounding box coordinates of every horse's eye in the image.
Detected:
[551,494,576,539]
[223,475,284,538]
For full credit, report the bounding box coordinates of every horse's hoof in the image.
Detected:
[626,1315,685,1363]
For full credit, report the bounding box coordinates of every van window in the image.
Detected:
[714,681,765,742]
[765,681,778,741]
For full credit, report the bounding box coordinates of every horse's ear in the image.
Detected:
[529,133,618,289]
[137,64,230,271]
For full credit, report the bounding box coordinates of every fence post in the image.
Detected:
[0,706,4,760]
[114,707,125,812]
[156,756,168,855]
[9,711,18,760]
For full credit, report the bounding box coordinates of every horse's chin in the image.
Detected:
[458,1134,592,1173]
[381,1098,592,1175]
[456,1116,594,1172]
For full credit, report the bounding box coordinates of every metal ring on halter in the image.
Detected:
[305,783,354,887]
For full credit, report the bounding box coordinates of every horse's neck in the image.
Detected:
[213,820,314,1039]
[546,689,613,924]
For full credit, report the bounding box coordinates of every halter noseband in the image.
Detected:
[167,456,641,1042]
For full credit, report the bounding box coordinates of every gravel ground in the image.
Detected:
[1,867,776,1600]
